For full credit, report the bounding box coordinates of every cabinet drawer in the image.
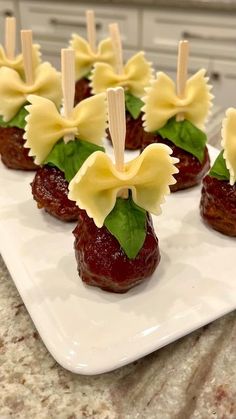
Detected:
[142,9,236,60]
[19,1,139,49]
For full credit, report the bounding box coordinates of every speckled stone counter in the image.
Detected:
[1,253,236,418]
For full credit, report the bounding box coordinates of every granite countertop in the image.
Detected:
[0,255,236,418]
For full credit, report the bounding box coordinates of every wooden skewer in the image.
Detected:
[21,30,34,85]
[107,87,128,199]
[176,40,189,122]
[61,48,75,143]
[86,10,96,53]
[109,23,123,75]
[5,17,16,60]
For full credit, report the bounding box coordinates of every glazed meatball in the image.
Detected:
[200,175,236,236]
[31,165,80,222]
[107,111,154,150]
[142,134,210,192]
[0,126,37,170]
[74,78,92,105]
[73,210,160,293]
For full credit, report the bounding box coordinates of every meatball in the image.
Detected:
[200,175,236,236]
[0,126,37,170]
[107,111,154,150]
[73,210,160,293]
[142,134,210,192]
[74,78,92,105]
[31,165,80,222]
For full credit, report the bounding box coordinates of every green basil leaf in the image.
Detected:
[157,118,207,162]
[104,195,147,259]
[84,70,92,80]
[0,105,28,129]
[44,138,104,182]
[209,150,230,181]
[125,92,143,119]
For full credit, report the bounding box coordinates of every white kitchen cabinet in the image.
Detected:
[19,1,139,69]
[142,8,236,60]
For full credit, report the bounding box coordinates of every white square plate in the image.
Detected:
[0,145,235,375]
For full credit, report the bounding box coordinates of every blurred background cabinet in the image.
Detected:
[6,0,236,112]
[19,1,139,68]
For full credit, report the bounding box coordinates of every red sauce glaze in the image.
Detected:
[107,111,154,150]
[73,210,160,293]
[142,134,210,192]
[0,126,37,170]
[200,175,236,236]
[74,78,92,105]
[31,165,80,222]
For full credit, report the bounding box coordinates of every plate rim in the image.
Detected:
[1,144,236,375]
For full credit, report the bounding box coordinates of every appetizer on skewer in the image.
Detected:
[68,87,178,293]
[25,49,107,221]
[90,23,153,150]
[142,40,213,192]
[200,108,236,236]
[69,10,115,105]
[0,28,61,170]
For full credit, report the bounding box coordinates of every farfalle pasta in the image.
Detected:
[26,92,107,222]
[70,34,115,105]
[221,108,236,186]
[69,143,178,227]
[142,66,213,191]
[70,34,115,81]
[0,62,61,122]
[0,44,41,77]
[91,52,152,98]
[143,69,212,132]
[90,51,153,150]
[200,107,236,236]
[24,93,107,165]
[0,16,41,76]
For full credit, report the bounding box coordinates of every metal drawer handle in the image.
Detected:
[1,10,13,17]
[210,72,220,81]
[182,31,236,43]
[50,18,102,30]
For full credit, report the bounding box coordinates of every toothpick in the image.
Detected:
[176,40,189,122]
[86,10,96,53]
[107,87,128,198]
[5,17,16,60]
[109,23,123,75]
[21,30,34,85]
[107,87,126,171]
[61,48,75,143]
